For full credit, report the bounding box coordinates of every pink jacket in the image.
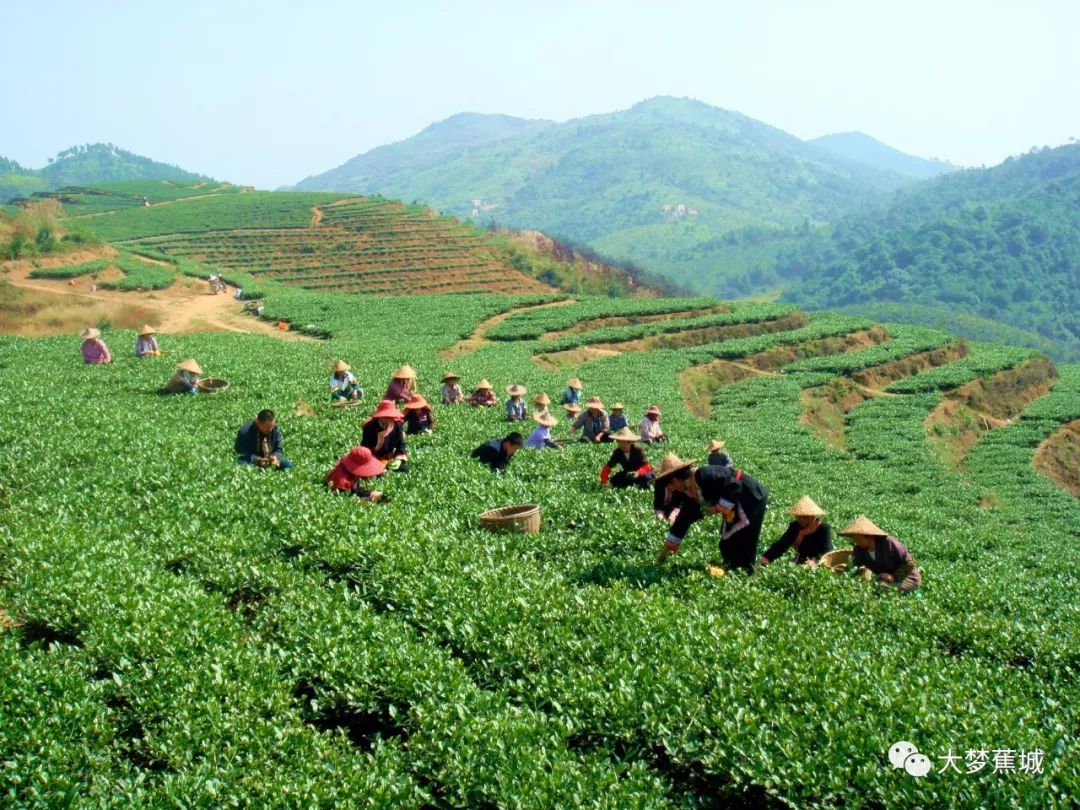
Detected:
[82,338,112,364]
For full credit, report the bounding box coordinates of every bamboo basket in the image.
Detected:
[196,377,230,394]
[820,548,853,573]
[479,504,541,534]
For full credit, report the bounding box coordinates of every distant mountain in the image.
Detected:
[0,143,209,203]
[294,112,554,192]
[780,143,1080,360]
[293,96,925,293]
[808,132,957,180]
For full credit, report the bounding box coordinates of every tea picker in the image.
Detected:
[653,454,769,574]
[235,409,294,470]
[599,427,653,488]
[361,400,410,472]
[471,432,524,471]
[758,496,832,567]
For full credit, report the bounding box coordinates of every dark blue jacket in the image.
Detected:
[472,439,511,471]
[235,421,284,463]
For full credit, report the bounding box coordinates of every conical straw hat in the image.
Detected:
[567,378,583,389]
[705,439,726,454]
[80,327,101,339]
[787,496,826,517]
[611,402,624,411]
[533,392,551,406]
[839,515,887,537]
[332,359,351,372]
[505,384,527,396]
[392,364,417,379]
[475,379,493,390]
[585,396,604,410]
[610,426,641,442]
[442,371,460,381]
[177,358,203,374]
[654,453,693,481]
[534,411,558,427]
[138,325,157,336]
[564,403,582,414]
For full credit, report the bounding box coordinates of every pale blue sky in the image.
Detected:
[5,0,1078,188]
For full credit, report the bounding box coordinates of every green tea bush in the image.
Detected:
[1,292,1076,808]
[27,258,109,279]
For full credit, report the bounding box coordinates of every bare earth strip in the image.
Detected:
[1,254,312,341]
[441,299,576,360]
[1033,418,1080,498]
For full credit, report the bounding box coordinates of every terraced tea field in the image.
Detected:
[2,277,1077,807]
[46,184,571,295]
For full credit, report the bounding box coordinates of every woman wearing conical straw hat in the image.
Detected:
[525,410,561,450]
[532,391,552,416]
[600,427,653,489]
[80,327,112,365]
[134,325,161,358]
[361,399,410,472]
[561,377,583,406]
[329,360,363,402]
[325,445,388,502]
[639,405,667,444]
[441,372,464,405]
[705,439,732,469]
[383,364,417,404]
[505,384,529,422]
[652,453,768,573]
[758,496,832,567]
[162,358,203,395]
[842,515,922,593]
[608,403,628,432]
[403,394,436,435]
[467,379,498,408]
[570,396,610,443]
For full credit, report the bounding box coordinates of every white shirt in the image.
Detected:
[329,372,357,391]
[640,416,662,440]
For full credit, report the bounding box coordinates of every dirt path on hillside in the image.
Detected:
[1,255,312,340]
[441,299,575,360]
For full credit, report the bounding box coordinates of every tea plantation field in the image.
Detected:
[44,181,645,297]
[2,286,1079,807]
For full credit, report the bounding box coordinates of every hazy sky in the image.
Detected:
[5,1,1078,188]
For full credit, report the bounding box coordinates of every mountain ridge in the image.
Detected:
[807,131,957,179]
[291,95,929,294]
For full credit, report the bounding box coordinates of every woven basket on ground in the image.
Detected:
[820,548,852,573]
[479,504,541,534]
[196,377,229,394]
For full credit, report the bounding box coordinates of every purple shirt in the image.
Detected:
[852,535,921,588]
[82,338,112,364]
[384,379,411,403]
[526,426,552,449]
[135,336,158,357]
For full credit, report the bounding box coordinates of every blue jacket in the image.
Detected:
[235,421,284,463]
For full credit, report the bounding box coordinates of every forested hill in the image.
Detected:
[781,143,1080,360]
[0,144,208,203]
[292,97,937,290]
[808,131,956,180]
[293,112,555,192]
